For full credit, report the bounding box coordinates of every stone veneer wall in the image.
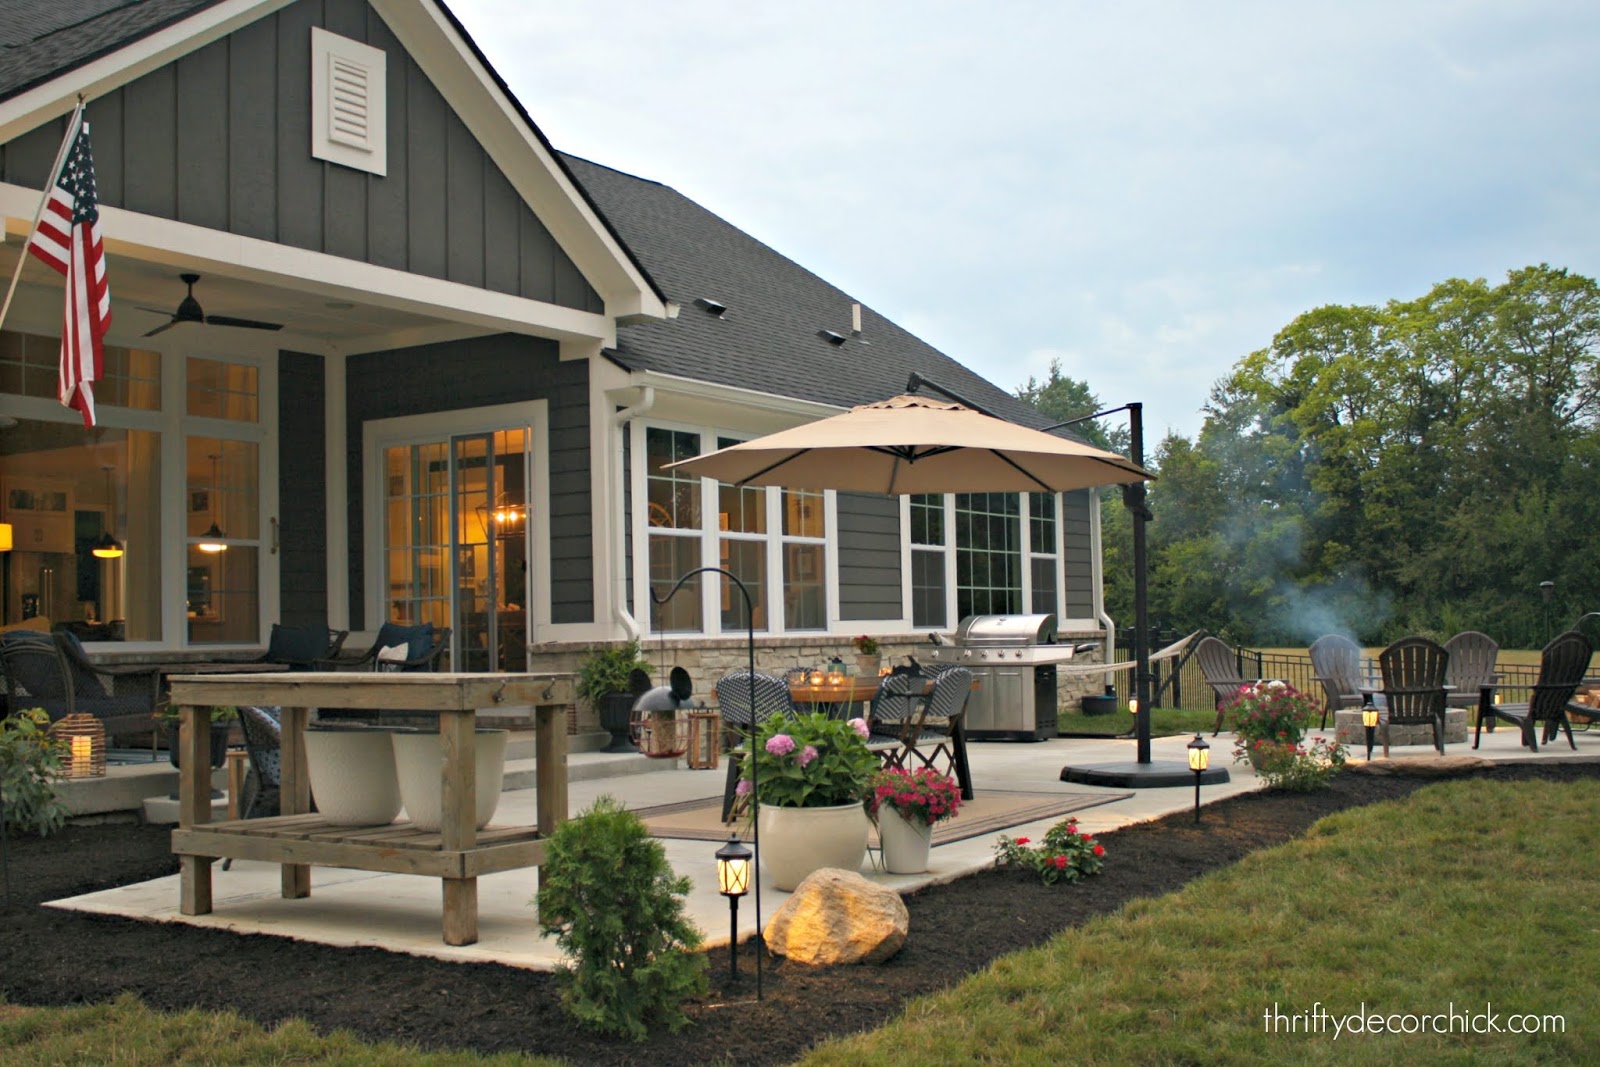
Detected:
[530,633,1109,735]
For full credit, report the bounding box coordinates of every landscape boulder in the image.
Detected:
[763,868,908,965]
[1349,754,1495,777]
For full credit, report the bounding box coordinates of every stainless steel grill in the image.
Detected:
[926,613,1086,740]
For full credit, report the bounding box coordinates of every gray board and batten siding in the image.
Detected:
[1062,490,1093,619]
[0,0,601,313]
[837,492,902,621]
[344,333,593,630]
[278,351,330,628]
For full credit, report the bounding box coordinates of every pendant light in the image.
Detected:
[198,453,227,553]
[91,466,123,559]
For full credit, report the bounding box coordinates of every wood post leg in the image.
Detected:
[179,855,214,915]
[442,877,478,946]
[280,706,311,899]
[534,705,568,888]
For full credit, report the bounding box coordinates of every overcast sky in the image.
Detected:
[450,0,1600,441]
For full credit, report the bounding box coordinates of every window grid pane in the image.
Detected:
[650,535,702,632]
[646,428,701,530]
[954,492,1021,620]
[910,494,944,546]
[783,543,825,630]
[912,547,947,628]
[721,538,768,631]
[1029,492,1056,555]
[186,356,259,421]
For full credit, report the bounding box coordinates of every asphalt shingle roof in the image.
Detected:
[562,154,1057,430]
[0,0,224,101]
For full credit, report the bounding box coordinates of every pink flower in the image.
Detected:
[797,744,819,767]
[735,779,752,797]
[848,717,870,739]
[765,734,796,757]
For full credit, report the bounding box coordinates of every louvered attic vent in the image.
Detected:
[311,28,387,176]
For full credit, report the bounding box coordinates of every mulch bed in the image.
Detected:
[1,761,1594,1065]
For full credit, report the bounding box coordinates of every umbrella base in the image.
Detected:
[1059,761,1230,789]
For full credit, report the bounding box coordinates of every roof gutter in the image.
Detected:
[610,386,655,638]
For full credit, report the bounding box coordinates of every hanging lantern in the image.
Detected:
[50,714,106,778]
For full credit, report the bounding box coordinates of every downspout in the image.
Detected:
[1089,489,1116,688]
[610,387,655,638]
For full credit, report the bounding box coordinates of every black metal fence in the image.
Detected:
[1107,631,1546,713]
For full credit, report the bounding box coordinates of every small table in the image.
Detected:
[167,671,568,946]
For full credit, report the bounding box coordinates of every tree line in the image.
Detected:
[1018,264,1600,650]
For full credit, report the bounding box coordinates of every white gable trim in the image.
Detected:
[0,0,666,328]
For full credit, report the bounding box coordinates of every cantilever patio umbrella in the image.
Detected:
[667,392,1153,493]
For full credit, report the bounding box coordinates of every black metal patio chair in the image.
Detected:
[1474,630,1593,752]
[254,624,349,670]
[896,664,975,801]
[715,669,797,822]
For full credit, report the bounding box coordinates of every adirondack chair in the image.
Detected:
[1310,634,1365,729]
[1442,631,1499,709]
[1194,636,1260,735]
[1474,630,1593,752]
[1378,636,1449,756]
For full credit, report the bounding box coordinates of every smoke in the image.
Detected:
[1270,577,1395,645]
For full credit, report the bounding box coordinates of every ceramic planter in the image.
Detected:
[391,728,509,832]
[877,806,933,874]
[303,725,404,826]
[756,801,871,891]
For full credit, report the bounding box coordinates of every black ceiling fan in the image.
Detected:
[140,273,284,337]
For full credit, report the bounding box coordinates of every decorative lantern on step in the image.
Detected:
[50,714,106,778]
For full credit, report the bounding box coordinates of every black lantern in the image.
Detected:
[1186,734,1209,823]
[1362,705,1379,761]
[714,833,752,980]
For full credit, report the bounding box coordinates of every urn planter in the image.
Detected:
[756,801,871,891]
[391,728,509,832]
[303,724,406,826]
[877,807,933,874]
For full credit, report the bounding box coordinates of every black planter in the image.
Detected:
[598,692,639,753]
[1080,694,1118,717]
[164,721,230,799]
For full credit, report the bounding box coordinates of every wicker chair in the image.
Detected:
[1377,636,1449,756]
[1310,634,1366,729]
[221,706,283,871]
[866,671,925,763]
[254,624,349,670]
[1442,631,1499,709]
[0,630,159,746]
[1194,636,1261,735]
[897,665,975,801]
[715,669,798,822]
[1474,630,1592,752]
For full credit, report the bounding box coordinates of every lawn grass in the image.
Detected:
[0,995,558,1066]
[800,776,1600,1065]
[8,777,1593,1064]
[1057,706,1219,737]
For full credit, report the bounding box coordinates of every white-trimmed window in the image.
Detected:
[904,492,1063,626]
[0,330,275,647]
[637,423,829,636]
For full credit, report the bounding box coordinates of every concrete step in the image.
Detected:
[503,747,687,790]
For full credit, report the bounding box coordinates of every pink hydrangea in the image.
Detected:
[734,779,753,797]
[765,733,796,757]
[797,744,819,767]
[848,717,870,739]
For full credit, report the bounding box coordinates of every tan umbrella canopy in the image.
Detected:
[666,393,1153,493]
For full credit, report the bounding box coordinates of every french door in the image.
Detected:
[381,427,530,671]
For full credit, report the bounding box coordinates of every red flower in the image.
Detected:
[1014,837,1030,846]
[1053,855,1068,869]
[1092,844,1105,856]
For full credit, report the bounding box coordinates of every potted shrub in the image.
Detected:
[158,704,237,771]
[736,711,878,890]
[575,640,653,753]
[1224,681,1318,770]
[867,766,963,874]
[852,635,882,677]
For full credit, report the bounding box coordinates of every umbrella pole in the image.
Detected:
[1130,403,1152,766]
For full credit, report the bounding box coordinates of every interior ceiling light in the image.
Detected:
[818,329,848,346]
[693,297,727,317]
[198,453,228,553]
[91,466,123,559]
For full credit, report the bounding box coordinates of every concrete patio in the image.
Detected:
[46,723,1600,970]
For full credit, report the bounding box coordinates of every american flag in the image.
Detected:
[28,111,110,428]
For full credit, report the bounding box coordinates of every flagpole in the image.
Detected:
[0,100,85,335]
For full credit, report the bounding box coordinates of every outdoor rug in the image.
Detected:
[634,790,1131,847]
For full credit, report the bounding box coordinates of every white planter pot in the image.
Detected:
[303,727,403,826]
[878,806,933,874]
[391,729,509,832]
[756,801,871,891]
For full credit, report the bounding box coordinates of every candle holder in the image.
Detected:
[49,714,106,778]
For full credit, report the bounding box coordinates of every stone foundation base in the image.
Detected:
[1334,707,1468,749]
